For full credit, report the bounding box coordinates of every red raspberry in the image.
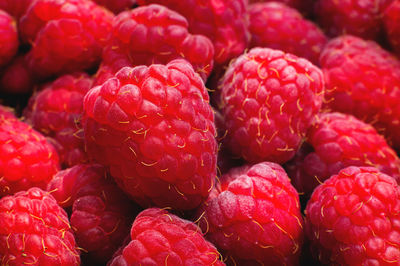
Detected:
[314,0,393,40]
[0,104,16,119]
[47,164,138,263]
[320,35,400,150]
[93,0,136,13]
[286,112,400,196]
[136,0,249,66]
[0,116,60,196]
[305,166,400,265]
[0,0,35,19]
[0,187,80,265]
[249,2,327,66]
[219,47,324,164]
[20,0,114,78]
[108,208,224,265]
[384,0,400,56]
[96,4,214,84]
[83,60,217,210]
[249,0,315,16]
[0,10,18,67]
[24,73,93,167]
[196,162,304,265]
[0,54,35,94]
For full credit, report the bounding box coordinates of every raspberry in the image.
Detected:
[20,0,114,78]
[108,208,224,265]
[0,54,35,94]
[83,60,217,210]
[0,10,18,67]
[320,35,400,150]
[305,166,400,265]
[137,0,249,66]
[0,0,35,19]
[0,116,60,196]
[384,0,400,56]
[219,47,324,164]
[96,4,214,84]
[249,2,327,66]
[196,162,304,265]
[0,104,16,119]
[286,112,400,197]
[47,164,138,263]
[314,0,393,40]
[0,187,80,265]
[24,73,93,167]
[249,0,315,16]
[93,0,136,13]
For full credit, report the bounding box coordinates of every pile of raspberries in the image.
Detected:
[1,0,400,265]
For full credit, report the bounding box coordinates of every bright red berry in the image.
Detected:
[0,10,18,67]
[249,0,315,16]
[0,0,35,19]
[0,104,16,119]
[305,166,400,265]
[219,47,324,164]
[83,60,217,210]
[0,187,80,265]
[384,0,400,56]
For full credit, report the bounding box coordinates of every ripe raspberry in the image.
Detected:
[249,0,315,16]
[24,73,93,167]
[314,0,393,40]
[93,0,136,13]
[249,2,327,66]
[0,10,18,67]
[20,0,114,78]
[286,112,400,197]
[0,54,35,94]
[384,0,400,56]
[320,35,400,150]
[137,0,249,66]
[0,116,60,196]
[47,164,138,263]
[196,162,304,265]
[83,60,217,210]
[96,4,214,84]
[0,104,16,119]
[0,0,35,19]
[108,208,224,265]
[219,47,324,164]
[0,187,80,265]
[305,166,400,265]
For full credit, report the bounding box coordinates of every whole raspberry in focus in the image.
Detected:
[384,0,400,56]
[20,0,114,78]
[137,0,249,67]
[314,0,393,40]
[285,112,400,197]
[196,162,304,265]
[95,4,214,85]
[320,35,400,150]
[108,208,224,265]
[249,2,327,66]
[24,73,93,167]
[0,54,35,94]
[0,116,60,196]
[219,47,324,164]
[249,0,315,16]
[305,166,400,265]
[83,60,217,210]
[0,187,80,265]
[47,164,138,263]
[93,0,136,13]
[0,0,35,19]
[0,10,18,67]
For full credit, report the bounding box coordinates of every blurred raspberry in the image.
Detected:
[384,0,400,56]
[93,0,136,13]
[0,187,80,265]
[0,55,36,94]
[305,166,400,264]
[320,35,400,150]
[0,0,36,19]
[83,60,217,210]
[219,47,324,164]
[0,10,18,67]
[249,0,315,16]
[0,104,16,119]
[24,73,93,167]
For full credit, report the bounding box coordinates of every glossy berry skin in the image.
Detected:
[47,164,138,263]
[0,116,60,197]
[320,35,400,150]
[219,47,324,164]
[109,208,224,265]
[83,60,217,211]
[196,162,304,265]
[96,4,214,85]
[137,0,249,66]
[249,2,327,66]
[305,166,400,265]
[0,10,18,67]
[286,112,400,197]
[24,73,93,167]
[92,0,136,13]
[0,187,80,265]
[384,0,400,56]
[314,0,393,40]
